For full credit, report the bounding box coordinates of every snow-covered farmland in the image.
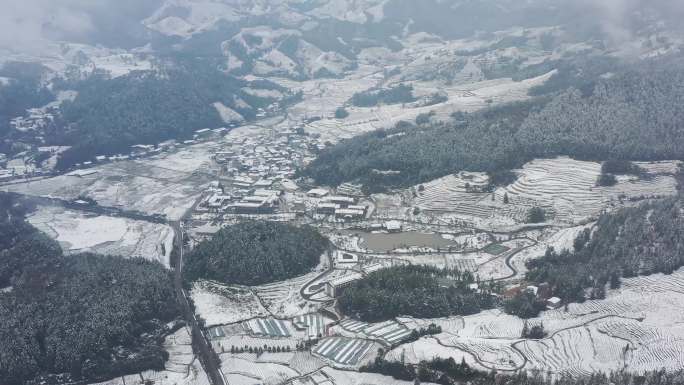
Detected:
[290,366,441,385]
[191,281,269,326]
[89,326,210,385]
[385,268,684,375]
[27,205,174,266]
[502,157,679,224]
[220,356,300,385]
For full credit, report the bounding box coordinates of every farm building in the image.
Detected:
[384,220,403,233]
[0,170,13,182]
[231,202,274,214]
[206,194,232,209]
[254,189,283,197]
[546,297,562,309]
[336,182,364,196]
[253,179,274,188]
[335,208,365,220]
[317,202,339,215]
[325,273,363,297]
[308,188,329,198]
[66,169,99,177]
[324,196,356,207]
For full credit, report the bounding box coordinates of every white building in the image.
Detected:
[307,188,329,198]
[324,273,363,297]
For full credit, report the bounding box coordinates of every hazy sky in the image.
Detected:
[0,1,93,53]
[0,0,161,53]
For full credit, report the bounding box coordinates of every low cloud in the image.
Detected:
[0,1,94,53]
[581,0,684,43]
[0,0,161,53]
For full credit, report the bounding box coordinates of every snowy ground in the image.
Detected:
[89,326,210,385]
[191,281,270,327]
[27,205,174,267]
[2,140,231,220]
[385,268,684,375]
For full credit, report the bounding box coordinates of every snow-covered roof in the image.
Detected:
[327,272,363,287]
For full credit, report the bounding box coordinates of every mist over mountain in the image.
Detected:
[2,0,683,54]
[3,2,684,385]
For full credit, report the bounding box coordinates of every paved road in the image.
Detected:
[9,192,228,385]
[170,194,228,385]
[170,220,226,385]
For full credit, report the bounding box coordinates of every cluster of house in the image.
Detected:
[196,130,325,215]
[10,107,55,133]
[201,183,284,214]
[308,189,369,220]
[70,128,230,169]
[504,283,563,310]
[214,132,310,182]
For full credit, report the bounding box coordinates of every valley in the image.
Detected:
[2,1,684,385]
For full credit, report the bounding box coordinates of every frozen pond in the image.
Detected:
[343,230,458,252]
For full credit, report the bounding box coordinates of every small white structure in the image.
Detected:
[307,188,329,198]
[67,169,99,177]
[317,202,339,214]
[384,220,403,233]
[362,263,384,275]
[335,208,365,219]
[324,196,356,206]
[547,297,562,309]
[324,273,363,297]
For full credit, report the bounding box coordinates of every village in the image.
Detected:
[3,105,682,384]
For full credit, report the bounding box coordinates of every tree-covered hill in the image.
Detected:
[0,194,180,385]
[525,196,684,304]
[184,221,330,286]
[338,265,496,322]
[305,59,684,193]
[51,60,296,170]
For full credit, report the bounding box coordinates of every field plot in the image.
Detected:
[3,161,207,221]
[518,325,626,376]
[220,356,300,385]
[312,337,375,367]
[414,173,489,212]
[27,205,174,266]
[294,314,328,339]
[338,318,413,346]
[255,268,325,318]
[244,318,291,338]
[501,157,680,224]
[191,281,269,326]
[502,157,603,223]
[90,326,210,385]
[483,243,510,255]
[386,337,482,369]
[317,367,441,385]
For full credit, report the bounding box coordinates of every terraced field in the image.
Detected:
[384,268,684,375]
[414,173,489,212]
[503,157,603,223]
